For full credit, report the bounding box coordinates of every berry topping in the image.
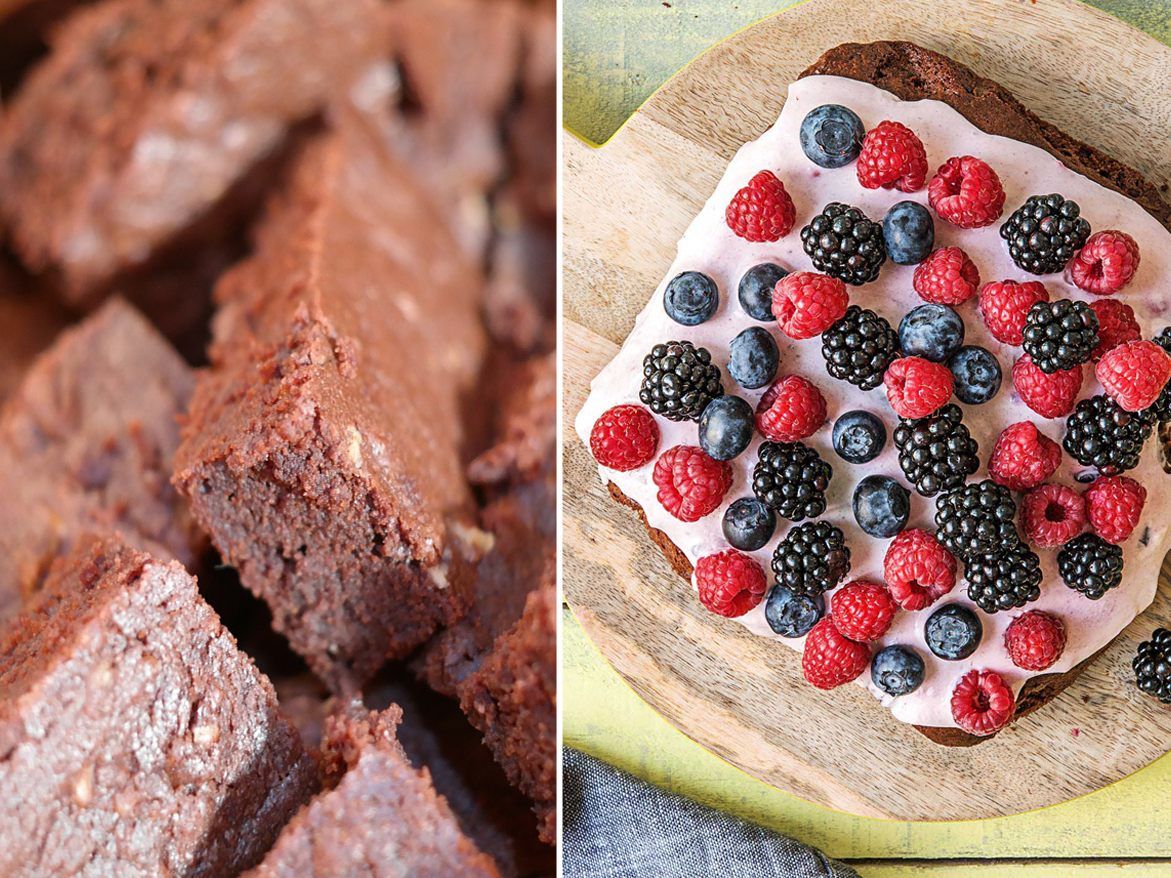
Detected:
[1012,354,1083,420]
[1088,299,1141,361]
[695,549,768,618]
[821,305,899,391]
[830,580,898,642]
[663,271,719,326]
[589,404,660,472]
[934,480,1019,562]
[772,521,851,597]
[738,262,788,321]
[722,497,777,552]
[913,246,980,305]
[965,540,1042,613]
[988,421,1061,491]
[726,170,796,242]
[893,403,979,497]
[1063,394,1154,474]
[652,445,732,522]
[883,528,957,611]
[898,303,965,363]
[832,410,886,465]
[1083,475,1146,543]
[882,200,935,265]
[852,475,910,539]
[978,279,1050,345]
[772,271,850,340]
[764,585,825,638]
[856,120,928,192]
[1096,339,1171,412]
[1149,328,1171,422]
[800,203,887,286]
[1021,299,1099,374]
[801,618,870,690]
[948,346,1002,405]
[883,356,954,420]
[925,604,982,660]
[1058,533,1123,599]
[871,645,925,697]
[1000,193,1091,275]
[752,441,832,521]
[928,155,1006,228]
[1070,230,1140,296]
[1005,611,1067,672]
[640,341,723,422]
[799,104,865,168]
[951,670,1015,737]
[728,326,780,390]
[1133,629,1171,704]
[698,395,755,461]
[754,376,827,443]
[1019,484,1086,549]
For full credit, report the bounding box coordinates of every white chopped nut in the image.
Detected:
[73,765,94,807]
[345,426,364,469]
[428,564,450,590]
[450,521,496,558]
[193,724,220,746]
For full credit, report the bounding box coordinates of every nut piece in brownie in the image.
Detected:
[173,112,486,694]
[0,0,388,303]
[0,298,201,622]
[0,537,318,878]
[0,259,70,406]
[243,704,500,878]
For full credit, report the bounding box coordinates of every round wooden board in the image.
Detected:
[563,0,1171,821]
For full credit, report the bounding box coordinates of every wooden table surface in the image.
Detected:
[563,0,1171,873]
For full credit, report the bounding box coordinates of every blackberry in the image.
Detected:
[934,480,1019,562]
[821,305,899,390]
[965,542,1043,613]
[770,521,850,597]
[1133,628,1171,704]
[1000,193,1091,274]
[1063,394,1154,475]
[751,442,832,522]
[1021,299,1099,374]
[639,341,723,422]
[800,202,886,285]
[1146,327,1171,422]
[1057,533,1123,599]
[893,404,979,497]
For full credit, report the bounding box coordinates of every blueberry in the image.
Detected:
[799,104,865,169]
[764,585,825,638]
[664,271,718,326]
[898,303,965,362]
[852,475,909,538]
[948,345,1002,405]
[728,326,779,390]
[925,604,983,660]
[832,411,886,464]
[882,200,935,265]
[698,395,754,461]
[738,262,788,321]
[722,497,777,551]
[871,645,926,696]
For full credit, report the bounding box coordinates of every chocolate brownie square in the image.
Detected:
[0,298,202,621]
[173,112,486,694]
[0,259,70,406]
[0,537,318,877]
[243,705,499,878]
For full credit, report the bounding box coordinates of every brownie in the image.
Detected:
[242,704,500,878]
[173,112,487,694]
[0,0,388,304]
[506,5,556,223]
[0,537,318,877]
[0,258,70,406]
[0,298,201,622]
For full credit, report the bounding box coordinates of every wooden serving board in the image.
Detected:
[563,0,1171,821]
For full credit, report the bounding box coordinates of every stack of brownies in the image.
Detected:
[0,0,555,874]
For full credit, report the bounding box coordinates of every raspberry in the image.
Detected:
[801,617,870,690]
[988,421,1062,491]
[755,376,826,442]
[1070,230,1141,296]
[830,580,897,642]
[725,170,796,243]
[1089,299,1141,361]
[883,356,953,419]
[1019,484,1086,548]
[1096,340,1171,412]
[1005,611,1067,671]
[913,247,980,305]
[1012,354,1082,419]
[1084,475,1146,543]
[589,404,660,471]
[928,156,1006,228]
[978,280,1050,345]
[695,549,768,618]
[772,272,849,340]
[856,120,928,192]
[652,445,732,522]
[951,669,1016,737]
[883,528,957,611]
